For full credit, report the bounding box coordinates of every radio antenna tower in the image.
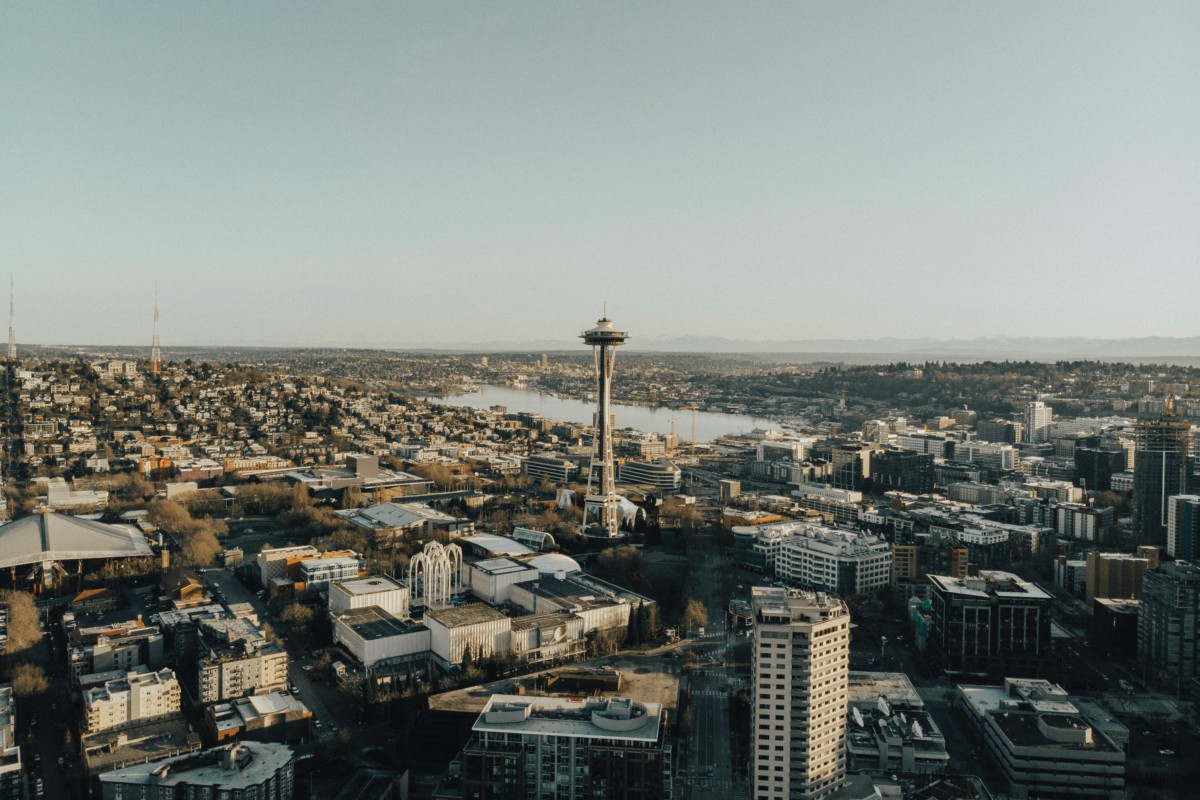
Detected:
[150,287,162,377]
[6,276,15,363]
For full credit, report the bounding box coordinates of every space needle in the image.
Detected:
[581,315,629,538]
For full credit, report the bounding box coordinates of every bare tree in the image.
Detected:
[148,499,192,533]
[280,602,315,628]
[0,590,41,654]
[179,527,222,567]
[10,663,48,697]
[680,598,709,635]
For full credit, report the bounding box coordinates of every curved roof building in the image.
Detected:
[0,511,152,570]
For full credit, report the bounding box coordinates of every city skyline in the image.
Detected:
[2,3,1197,348]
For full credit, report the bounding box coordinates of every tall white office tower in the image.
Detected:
[751,587,851,800]
[1024,400,1053,443]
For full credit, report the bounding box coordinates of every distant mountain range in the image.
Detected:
[396,334,1200,359]
[632,335,1200,357]
[36,334,1200,363]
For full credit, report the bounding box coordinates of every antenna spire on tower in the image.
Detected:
[150,286,162,377]
[7,276,15,363]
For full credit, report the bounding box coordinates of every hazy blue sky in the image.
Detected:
[2,3,1197,349]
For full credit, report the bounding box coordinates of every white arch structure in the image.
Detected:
[409,541,463,609]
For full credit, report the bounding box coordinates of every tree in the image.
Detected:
[148,499,192,534]
[411,463,453,490]
[10,663,48,697]
[176,490,227,518]
[627,606,642,647]
[0,591,40,654]
[280,602,315,629]
[235,483,293,516]
[178,526,222,567]
[107,472,155,502]
[680,598,709,635]
[638,602,660,643]
[461,644,475,673]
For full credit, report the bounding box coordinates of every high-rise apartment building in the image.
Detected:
[0,685,22,800]
[1138,562,1200,691]
[751,587,850,800]
[460,694,670,800]
[83,668,182,732]
[1084,552,1152,603]
[1133,399,1195,547]
[927,571,1052,677]
[1166,494,1200,561]
[1074,446,1127,493]
[869,449,934,493]
[978,419,1023,444]
[1023,402,1053,444]
[774,530,892,595]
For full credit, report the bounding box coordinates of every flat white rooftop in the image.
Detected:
[474,695,663,743]
[334,576,406,596]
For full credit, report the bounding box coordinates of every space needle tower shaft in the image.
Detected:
[581,315,629,538]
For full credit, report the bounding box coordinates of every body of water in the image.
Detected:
[424,384,776,443]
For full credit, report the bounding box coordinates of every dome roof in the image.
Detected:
[528,553,581,576]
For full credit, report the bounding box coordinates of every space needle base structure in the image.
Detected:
[580,316,629,539]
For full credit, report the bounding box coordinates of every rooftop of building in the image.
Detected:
[84,668,178,703]
[458,533,536,557]
[991,711,1120,753]
[1090,551,1151,563]
[423,603,508,628]
[847,702,946,756]
[1154,561,1200,579]
[957,678,1125,749]
[959,679,1073,716]
[1093,598,1140,614]
[80,666,146,690]
[620,459,681,472]
[847,671,923,708]
[230,690,310,723]
[335,606,426,639]
[523,552,582,576]
[299,554,361,571]
[517,574,640,611]
[751,586,848,624]
[509,610,581,631]
[473,695,662,743]
[332,575,407,596]
[336,501,458,531]
[155,604,224,629]
[70,612,150,642]
[928,571,1050,601]
[429,659,679,715]
[83,717,201,775]
[257,545,320,562]
[779,527,890,555]
[97,741,294,787]
[198,616,267,647]
[470,557,538,577]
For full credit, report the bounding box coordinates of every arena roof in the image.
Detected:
[0,512,152,569]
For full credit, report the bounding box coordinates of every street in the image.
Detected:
[201,567,343,739]
[679,537,752,800]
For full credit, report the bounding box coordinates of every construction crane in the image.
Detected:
[680,404,698,457]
